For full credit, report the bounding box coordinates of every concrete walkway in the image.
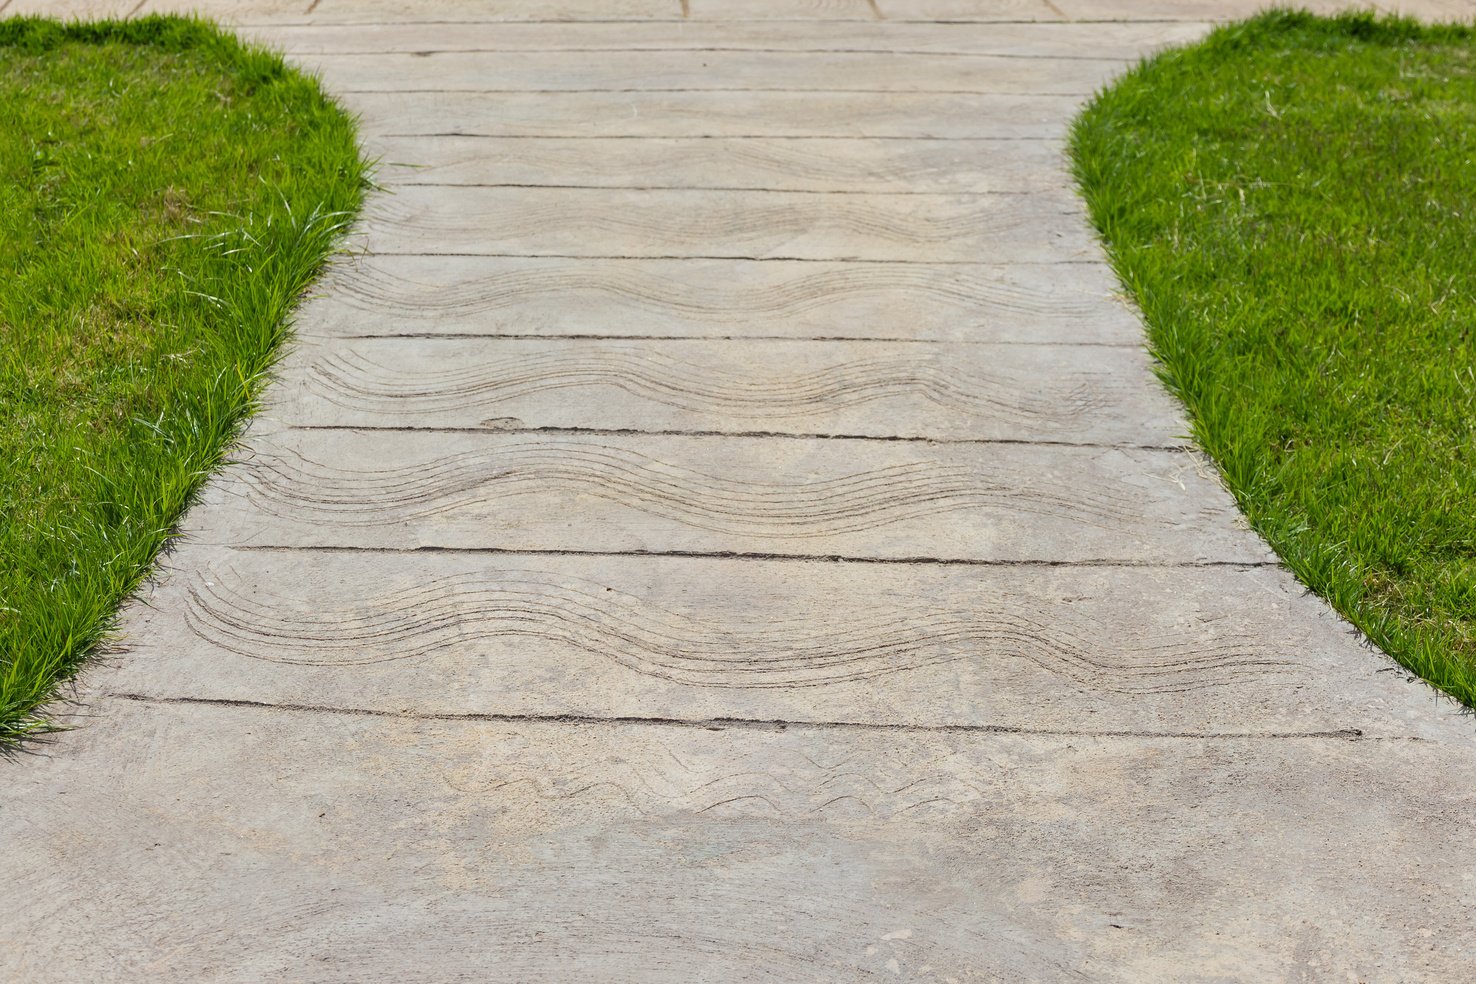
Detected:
[5,1,1476,980]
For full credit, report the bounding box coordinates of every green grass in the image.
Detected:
[0,16,365,742]
[1072,9,1476,705]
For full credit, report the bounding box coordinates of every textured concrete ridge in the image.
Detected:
[4,2,1476,982]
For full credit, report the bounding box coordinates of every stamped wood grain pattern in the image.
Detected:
[244,20,1211,57]
[135,0,311,16]
[873,0,1066,18]
[192,429,1265,562]
[302,49,1124,95]
[685,0,882,19]
[296,254,1143,342]
[369,135,1068,193]
[184,565,1272,691]
[358,186,1095,262]
[4,0,140,14]
[692,0,1060,19]
[345,90,1081,139]
[112,546,1383,735]
[277,337,1185,444]
[275,0,683,21]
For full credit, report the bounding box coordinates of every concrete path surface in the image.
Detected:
[5,2,1476,981]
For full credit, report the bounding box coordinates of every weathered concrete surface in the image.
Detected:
[8,698,1476,983]
[293,48,1129,93]
[187,427,1265,560]
[273,336,1186,441]
[99,546,1460,739]
[294,255,1146,341]
[5,2,1476,982]
[367,134,1073,192]
[358,186,1097,262]
[346,88,1087,139]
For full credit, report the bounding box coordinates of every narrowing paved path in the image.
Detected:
[4,1,1476,980]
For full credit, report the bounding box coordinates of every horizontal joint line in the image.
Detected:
[329,334,1141,348]
[285,423,1189,451]
[100,694,1387,744]
[222,544,1273,570]
[355,253,1100,266]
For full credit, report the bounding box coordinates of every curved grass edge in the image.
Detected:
[1069,8,1476,709]
[0,15,369,745]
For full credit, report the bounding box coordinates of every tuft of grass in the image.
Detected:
[0,15,365,743]
[1071,9,1476,705]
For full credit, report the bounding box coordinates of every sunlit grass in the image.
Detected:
[1072,9,1476,705]
[0,16,365,742]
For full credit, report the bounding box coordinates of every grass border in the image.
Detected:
[0,15,369,744]
[1070,7,1476,708]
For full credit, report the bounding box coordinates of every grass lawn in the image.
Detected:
[1073,9,1476,706]
[0,16,364,743]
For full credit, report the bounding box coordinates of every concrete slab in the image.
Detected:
[358,185,1097,262]
[292,255,1144,343]
[299,48,1128,95]
[297,0,684,19]
[241,19,1213,57]
[268,336,1187,443]
[185,428,1262,562]
[100,545,1461,740]
[344,89,1084,139]
[688,0,898,19]
[6,699,1471,982]
[369,134,1071,193]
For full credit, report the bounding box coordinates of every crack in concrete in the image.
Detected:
[101,692,1397,742]
[288,423,1190,451]
[222,543,1275,569]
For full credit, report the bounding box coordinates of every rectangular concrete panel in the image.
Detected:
[344,90,1083,139]
[102,545,1450,739]
[368,135,1071,194]
[287,0,684,21]
[293,254,1145,343]
[358,185,1098,262]
[10,699,1470,982]
[242,20,1212,57]
[299,49,1127,95]
[872,0,1064,19]
[183,428,1264,562]
[268,336,1187,444]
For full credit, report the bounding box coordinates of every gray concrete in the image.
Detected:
[358,186,1097,262]
[296,255,1145,341]
[273,337,1187,440]
[368,135,1073,192]
[4,2,1476,982]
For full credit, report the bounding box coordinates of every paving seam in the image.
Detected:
[375,185,1046,195]
[98,693,1396,743]
[331,334,1143,346]
[229,19,1213,27]
[285,424,1189,450]
[301,49,1133,60]
[355,254,1099,265]
[220,544,1275,568]
[338,87,1109,95]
